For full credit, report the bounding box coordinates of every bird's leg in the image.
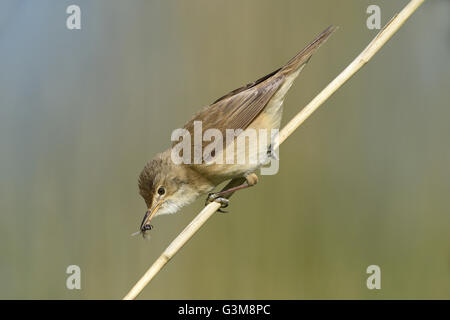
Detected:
[206,174,258,212]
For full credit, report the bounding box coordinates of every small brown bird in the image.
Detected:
[136,26,336,236]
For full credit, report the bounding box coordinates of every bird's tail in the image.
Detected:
[280,25,337,76]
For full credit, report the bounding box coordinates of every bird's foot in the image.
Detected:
[205,193,229,213]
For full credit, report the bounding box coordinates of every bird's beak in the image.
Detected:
[140,200,162,231]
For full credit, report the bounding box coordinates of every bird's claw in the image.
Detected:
[267,143,279,160]
[205,193,229,213]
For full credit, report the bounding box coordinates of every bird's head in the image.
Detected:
[137,150,210,236]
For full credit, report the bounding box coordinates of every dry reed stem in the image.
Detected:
[124,0,426,300]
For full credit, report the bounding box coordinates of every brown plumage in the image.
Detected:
[137,26,337,236]
[179,25,336,152]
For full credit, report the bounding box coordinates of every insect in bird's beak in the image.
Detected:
[132,205,160,238]
[131,223,152,237]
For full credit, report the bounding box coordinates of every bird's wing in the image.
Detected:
[180,72,285,138]
[172,25,337,155]
[170,75,284,167]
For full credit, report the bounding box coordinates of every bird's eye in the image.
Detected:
[157,186,166,195]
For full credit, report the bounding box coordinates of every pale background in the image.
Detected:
[1,0,449,299]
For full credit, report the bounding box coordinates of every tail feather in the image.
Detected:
[211,26,337,105]
[280,25,337,76]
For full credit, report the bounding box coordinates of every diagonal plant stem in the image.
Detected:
[123,0,426,300]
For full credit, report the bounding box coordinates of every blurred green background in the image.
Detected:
[1,0,449,299]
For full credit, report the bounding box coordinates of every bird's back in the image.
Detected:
[172,26,337,182]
